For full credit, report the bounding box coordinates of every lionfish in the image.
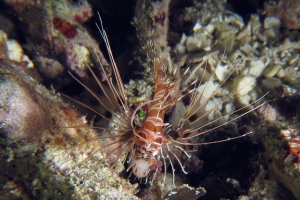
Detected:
[67,13,266,188]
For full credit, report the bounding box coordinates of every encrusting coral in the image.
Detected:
[0,35,139,199]
[3,0,110,78]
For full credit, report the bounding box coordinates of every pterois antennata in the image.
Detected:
[66,12,267,190]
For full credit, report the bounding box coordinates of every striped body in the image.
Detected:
[131,58,174,177]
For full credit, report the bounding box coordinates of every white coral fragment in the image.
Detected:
[74,44,91,69]
[224,12,244,29]
[264,17,281,29]
[231,75,256,96]
[246,59,267,77]
[193,22,202,32]
[263,17,281,40]
[215,63,230,82]
[186,34,212,52]
[1,30,34,68]
[263,64,282,78]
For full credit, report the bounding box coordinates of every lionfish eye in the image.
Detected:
[166,129,180,140]
[138,110,146,118]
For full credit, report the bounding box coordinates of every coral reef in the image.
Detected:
[258,124,300,200]
[1,0,300,199]
[171,0,300,123]
[0,46,138,199]
[3,0,110,78]
[0,30,33,69]
[168,1,300,198]
[265,0,300,29]
[237,165,295,200]
[163,184,206,200]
